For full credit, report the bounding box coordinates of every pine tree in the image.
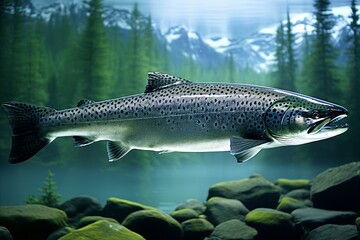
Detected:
[224,52,237,83]
[285,9,296,91]
[273,10,296,91]
[80,0,111,100]
[306,0,339,100]
[8,0,28,102]
[347,0,360,156]
[127,3,148,93]
[26,170,62,207]
[274,22,287,88]
[0,0,12,103]
[106,25,132,98]
[24,17,48,105]
[144,15,157,70]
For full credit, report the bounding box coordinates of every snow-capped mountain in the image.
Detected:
[25,2,359,72]
[164,25,223,67]
[204,6,355,71]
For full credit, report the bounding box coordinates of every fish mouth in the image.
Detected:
[308,114,349,134]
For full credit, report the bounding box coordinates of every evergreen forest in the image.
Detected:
[0,0,359,169]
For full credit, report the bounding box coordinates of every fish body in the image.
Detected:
[2,72,349,164]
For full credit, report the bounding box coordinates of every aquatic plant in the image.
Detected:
[26,170,62,207]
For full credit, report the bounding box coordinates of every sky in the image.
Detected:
[32,0,352,38]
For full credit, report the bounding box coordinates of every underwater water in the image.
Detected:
[0,0,359,239]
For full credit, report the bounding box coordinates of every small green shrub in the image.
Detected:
[26,170,62,207]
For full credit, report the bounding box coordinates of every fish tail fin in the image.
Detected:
[2,102,56,164]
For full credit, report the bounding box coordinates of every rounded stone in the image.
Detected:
[182,218,214,240]
[304,224,358,240]
[102,197,155,223]
[310,161,360,211]
[0,204,67,240]
[122,209,183,240]
[245,208,295,239]
[209,219,258,240]
[276,196,312,213]
[170,208,199,223]
[291,207,358,230]
[205,197,249,225]
[175,199,206,214]
[208,176,281,210]
[58,196,102,226]
[0,226,13,240]
[58,220,144,240]
[275,178,310,194]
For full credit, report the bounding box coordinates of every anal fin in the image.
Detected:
[73,136,95,147]
[107,141,131,162]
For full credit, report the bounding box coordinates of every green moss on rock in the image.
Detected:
[208,176,281,210]
[182,218,214,240]
[170,208,199,223]
[275,178,310,193]
[205,197,249,225]
[78,216,118,228]
[245,208,295,239]
[356,217,360,235]
[122,209,183,240]
[59,220,144,240]
[0,204,67,240]
[102,197,155,223]
[276,196,312,213]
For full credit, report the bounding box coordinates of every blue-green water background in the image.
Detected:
[0,0,358,211]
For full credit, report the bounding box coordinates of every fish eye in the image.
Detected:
[311,110,320,119]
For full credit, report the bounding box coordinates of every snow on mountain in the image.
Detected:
[164,25,223,66]
[202,6,356,72]
[103,7,131,30]
[26,2,359,72]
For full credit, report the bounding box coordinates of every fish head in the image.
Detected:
[264,94,349,145]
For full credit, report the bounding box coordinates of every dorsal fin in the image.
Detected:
[144,72,191,93]
[77,99,95,107]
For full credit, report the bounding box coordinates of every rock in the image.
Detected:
[276,196,312,213]
[175,199,206,214]
[209,219,258,240]
[291,207,358,230]
[0,204,67,240]
[283,189,311,201]
[311,161,360,211]
[58,196,102,226]
[47,227,74,240]
[245,208,295,239]
[208,176,281,210]
[58,220,144,240]
[0,226,13,240]
[304,224,358,240]
[275,178,310,193]
[170,209,199,223]
[78,216,118,228]
[122,209,183,240]
[205,197,249,225]
[102,197,154,223]
[182,218,214,240]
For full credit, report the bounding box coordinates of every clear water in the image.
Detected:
[0,0,357,211]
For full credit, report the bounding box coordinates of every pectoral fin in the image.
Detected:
[107,141,131,162]
[230,137,268,163]
[234,149,261,163]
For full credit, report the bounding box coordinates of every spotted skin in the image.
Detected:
[2,72,349,163]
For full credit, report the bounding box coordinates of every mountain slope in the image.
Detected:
[27,2,359,72]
